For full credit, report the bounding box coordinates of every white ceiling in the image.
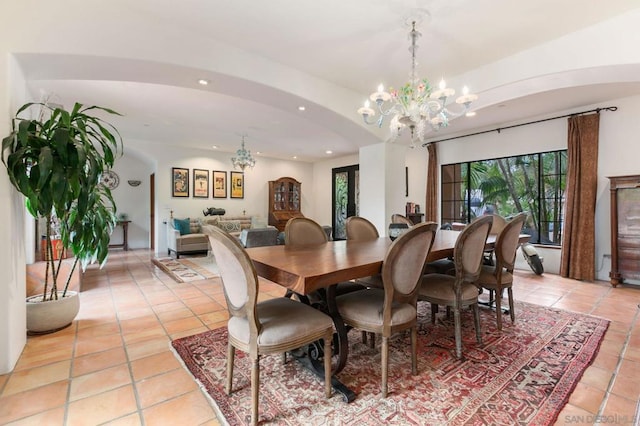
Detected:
[14,0,640,162]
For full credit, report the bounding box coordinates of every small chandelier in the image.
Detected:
[231,135,256,171]
[357,10,478,146]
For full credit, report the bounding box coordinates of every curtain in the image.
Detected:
[425,143,438,223]
[560,113,600,281]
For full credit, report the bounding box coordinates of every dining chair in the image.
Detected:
[202,225,333,426]
[391,213,415,227]
[336,222,438,397]
[418,215,493,359]
[483,214,508,266]
[477,212,527,330]
[284,216,328,245]
[286,216,363,299]
[345,216,382,346]
[346,216,379,241]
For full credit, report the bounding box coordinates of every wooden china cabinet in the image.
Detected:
[608,175,640,286]
[268,177,303,231]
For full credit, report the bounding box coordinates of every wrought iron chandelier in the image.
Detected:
[231,135,256,171]
[357,10,478,146]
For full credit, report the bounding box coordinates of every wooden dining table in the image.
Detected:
[245,229,530,401]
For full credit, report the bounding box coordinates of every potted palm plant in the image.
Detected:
[2,102,123,333]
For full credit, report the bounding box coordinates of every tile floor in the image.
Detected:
[1,249,639,425]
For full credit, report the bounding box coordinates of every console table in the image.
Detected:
[109,220,131,251]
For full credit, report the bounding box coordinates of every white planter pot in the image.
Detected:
[26,291,80,334]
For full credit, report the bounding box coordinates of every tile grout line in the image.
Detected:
[595,303,640,420]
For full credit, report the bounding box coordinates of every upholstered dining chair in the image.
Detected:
[391,213,415,227]
[285,216,363,299]
[284,216,328,245]
[418,215,493,359]
[483,214,508,266]
[202,225,333,426]
[477,212,527,330]
[346,216,379,241]
[336,222,438,397]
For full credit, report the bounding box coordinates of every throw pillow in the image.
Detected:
[173,218,191,236]
[217,220,241,233]
[201,216,220,227]
[189,220,200,234]
[251,216,267,229]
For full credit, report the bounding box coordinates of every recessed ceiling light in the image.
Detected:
[292,156,298,159]
[212,145,218,149]
[298,106,306,111]
[465,111,477,117]
[325,150,333,154]
[256,151,261,155]
[198,79,209,86]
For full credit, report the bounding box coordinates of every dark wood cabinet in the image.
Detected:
[608,175,640,286]
[268,177,303,231]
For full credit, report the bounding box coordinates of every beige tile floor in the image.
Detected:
[1,249,639,425]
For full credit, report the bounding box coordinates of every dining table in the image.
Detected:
[245,229,530,401]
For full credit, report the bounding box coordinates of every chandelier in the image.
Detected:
[357,11,478,146]
[231,135,256,171]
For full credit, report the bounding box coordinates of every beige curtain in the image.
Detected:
[425,143,438,223]
[560,113,600,281]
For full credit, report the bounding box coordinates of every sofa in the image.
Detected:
[167,215,278,258]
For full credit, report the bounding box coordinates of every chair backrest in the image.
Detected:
[488,214,508,235]
[201,225,259,333]
[495,212,527,272]
[346,216,379,241]
[453,215,493,283]
[391,214,414,227]
[284,217,328,246]
[381,222,439,304]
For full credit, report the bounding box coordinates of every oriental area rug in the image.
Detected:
[152,256,219,283]
[172,301,609,425]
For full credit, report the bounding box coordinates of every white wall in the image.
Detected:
[0,56,28,373]
[109,153,154,250]
[126,141,314,255]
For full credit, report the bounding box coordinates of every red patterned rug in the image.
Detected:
[172,301,608,425]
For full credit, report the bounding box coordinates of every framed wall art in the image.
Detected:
[230,171,244,199]
[213,170,227,198]
[172,167,189,197]
[193,169,209,198]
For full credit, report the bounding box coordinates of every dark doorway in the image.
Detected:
[332,165,359,240]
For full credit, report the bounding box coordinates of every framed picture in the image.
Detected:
[230,171,244,199]
[213,170,227,198]
[193,169,209,198]
[172,167,189,197]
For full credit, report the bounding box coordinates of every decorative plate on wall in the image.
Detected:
[102,170,120,190]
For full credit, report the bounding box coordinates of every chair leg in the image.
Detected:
[381,336,389,397]
[495,290,503,331]
[226,342,235,394]
[361,330,367,345]
[411,326,417,375]
[453,307,463,359]
[430,303,437,324]
[369,332,375,349]
[251,356,260,426]
[507,287,515,323]
[324,332,332,398]
[472,303,483,345]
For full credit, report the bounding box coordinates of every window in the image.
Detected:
[441,150,567,245]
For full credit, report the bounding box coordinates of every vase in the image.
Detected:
[26,291,80,334]
[388,223,409,241]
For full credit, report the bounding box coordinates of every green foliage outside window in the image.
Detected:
[442,150,567,245]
